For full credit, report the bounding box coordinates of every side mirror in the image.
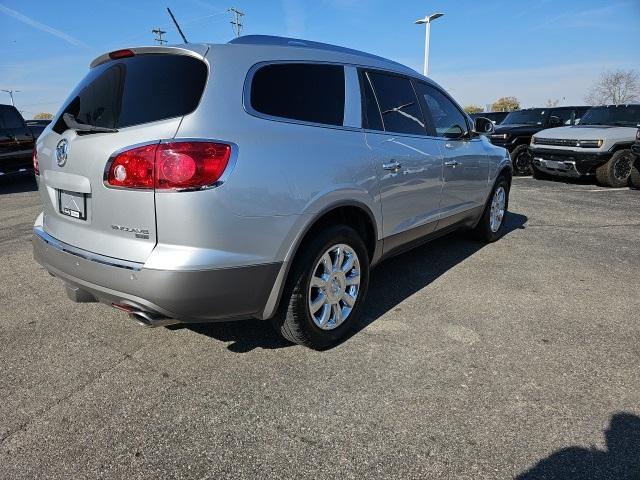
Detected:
[549,115,562,127]
[473,117,495,135]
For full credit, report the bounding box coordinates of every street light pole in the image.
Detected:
[1,89,20,107]
[415,13,444,77]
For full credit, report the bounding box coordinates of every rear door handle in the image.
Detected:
[444,160,460,168]
[382,160,402,172]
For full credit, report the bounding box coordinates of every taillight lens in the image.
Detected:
[32,145,39,175]
[106,141,232,190]
[106,144,156,189]
[156,142,231,190]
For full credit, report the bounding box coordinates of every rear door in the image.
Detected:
[0,105,34,174]
[36,50,208,262]
[414,81,489,224]
[360,70,443,248]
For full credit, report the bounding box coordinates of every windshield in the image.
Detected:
[53,54,207,134]
[579,105,640,127]
[502,109,548,125]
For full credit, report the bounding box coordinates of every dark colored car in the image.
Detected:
[468,111,508,125]
[26,119,52,140]
[0,104,35,177]
[631,128,640,188]
[487,106,589,175]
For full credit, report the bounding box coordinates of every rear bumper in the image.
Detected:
[531,148,611,177]
[33,227,281,323]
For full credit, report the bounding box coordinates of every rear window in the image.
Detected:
[53,54,207,133]
[250,63,345,126]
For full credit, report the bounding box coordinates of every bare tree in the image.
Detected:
[585,69,640,105]
[546,99,559,108]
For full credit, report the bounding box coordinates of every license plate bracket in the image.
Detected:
[58,190,87,220]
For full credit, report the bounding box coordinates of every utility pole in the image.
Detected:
[152,27,167,45]
[167,7,189,43]
[228,7,244,37]
[1,89,20,107]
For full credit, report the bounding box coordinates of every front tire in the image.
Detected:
[511,145,533,176]
[595,150,633,188]
[473,176,510,243]
[271,225,370,350]
[630,157,640,189]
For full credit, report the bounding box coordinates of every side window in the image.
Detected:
[359,71,383,131]
[574,108,588,125]
[414,82,468,139]
[250,63,345,126]
[550,108,574,126]
[0,107,25,130]
[366,71,426,135]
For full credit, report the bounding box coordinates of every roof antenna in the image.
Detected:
[167,7,189,43]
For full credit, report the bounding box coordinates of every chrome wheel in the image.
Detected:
[308,243,361,330]
[489,186,506,233]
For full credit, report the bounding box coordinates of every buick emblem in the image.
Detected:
[56,138,69,167]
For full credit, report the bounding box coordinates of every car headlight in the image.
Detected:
[576,139,603,148]
[531,136,537,145]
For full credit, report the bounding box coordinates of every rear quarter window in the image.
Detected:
[53,54,207,133]
[250,63,345,126]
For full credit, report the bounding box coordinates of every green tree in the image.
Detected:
[491,97,520,112]
[463,105,484,114]
[33,112,53,120]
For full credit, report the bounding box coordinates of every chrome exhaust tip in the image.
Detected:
[112,303,179,328]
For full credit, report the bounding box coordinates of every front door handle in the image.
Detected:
[382,160,402,172]
[444,160,460,168]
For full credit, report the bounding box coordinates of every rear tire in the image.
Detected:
[630,158,640,189]
[511,145,533,176]
[271,225,370,350]
[595,150,633,188]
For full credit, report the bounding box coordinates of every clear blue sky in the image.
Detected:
[1,0,639,118]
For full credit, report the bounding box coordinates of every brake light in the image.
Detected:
[156,142,231,190]
[109,49,135,60]
[105,142,232,190]
[32,145,39,175]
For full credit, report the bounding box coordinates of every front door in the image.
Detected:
[413,81,489,226]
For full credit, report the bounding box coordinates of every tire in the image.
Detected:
[473,176,510,243]
[271,224,370,350]
[511,145,533,176]
[630,158,640,189]
[595,150,633,188]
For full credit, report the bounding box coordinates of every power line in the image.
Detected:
[152,27,167,45]
[228,7,244,37]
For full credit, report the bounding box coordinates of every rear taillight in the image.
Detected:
[105,141,232,190]
[32,145,39,175]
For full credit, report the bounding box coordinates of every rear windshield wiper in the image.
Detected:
[63,113,118,133]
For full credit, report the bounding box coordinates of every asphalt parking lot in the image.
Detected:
[0,175,638,479]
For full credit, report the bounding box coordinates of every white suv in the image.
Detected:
[530,104,640,187]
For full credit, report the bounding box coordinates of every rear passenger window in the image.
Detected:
[366,71,426,135]
[414,82,468,139]
[251,63,345,126]
[0,107,24,129]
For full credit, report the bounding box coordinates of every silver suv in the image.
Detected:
[33,35,512,349]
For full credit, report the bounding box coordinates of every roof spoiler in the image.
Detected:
[89,44,209,68]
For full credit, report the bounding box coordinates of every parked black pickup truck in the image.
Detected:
[468,111,508,125]
[0,104,36,177]
[487,106,589,175]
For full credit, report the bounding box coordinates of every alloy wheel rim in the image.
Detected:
[515,151,532,173]
[308,243,361,330]
[490,186,506,233]
[614,155,632,181]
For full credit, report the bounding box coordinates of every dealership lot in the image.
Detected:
[1,176,638,479]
